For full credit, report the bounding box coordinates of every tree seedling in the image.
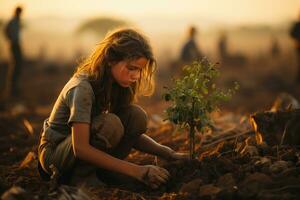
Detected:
[164,59,238,159]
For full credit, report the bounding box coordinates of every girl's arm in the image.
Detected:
[72,122,170,188]
[134,134,188,160]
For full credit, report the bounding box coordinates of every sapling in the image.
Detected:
[164,59,238,159]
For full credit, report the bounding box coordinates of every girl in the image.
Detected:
[38,28,186,189]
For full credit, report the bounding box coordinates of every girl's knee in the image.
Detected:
[127,105,148,135]
[91,113,124,149]
[131,104,147,121]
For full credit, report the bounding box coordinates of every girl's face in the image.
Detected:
[111,57,148,87]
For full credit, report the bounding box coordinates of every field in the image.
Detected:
[1,53,300,199]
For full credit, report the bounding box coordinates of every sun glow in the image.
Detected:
[0,0,299,25]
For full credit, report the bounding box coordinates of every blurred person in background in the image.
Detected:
[218,32,229,63]
[270,36,280,59]
[180,26,203,64]
[4,6,23,98]
[290,11,300,82]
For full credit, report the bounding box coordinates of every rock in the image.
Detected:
[241,172,272,185]
[179,178,203,194]
[1,186,29,200]
[217,187,238,200]
[238,172,272,198]
[276,167,300,178]
[250,109,300,146]
[269,160,291,174]
[216,173,236,190]
[199,184,222,198]
[217,157,238,173]
[254,157,272,173]
[254,157,271,167]
[215,174,238,200]
[270,93,300,112]
[257,191,297,200]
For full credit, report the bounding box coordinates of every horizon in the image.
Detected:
[1,0,299,26]
[0,0,298,62]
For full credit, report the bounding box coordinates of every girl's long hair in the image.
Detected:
[74,28,156,113]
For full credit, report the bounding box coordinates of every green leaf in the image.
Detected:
[162,58,239,159]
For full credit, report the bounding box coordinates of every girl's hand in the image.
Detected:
[168,151,189,160]
[163,147,189,161]
[135,165,170,189]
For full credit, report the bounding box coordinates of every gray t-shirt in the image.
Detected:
[41,74,96,146]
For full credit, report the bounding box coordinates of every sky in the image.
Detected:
[0,0,299,61]
[0,0,300,25]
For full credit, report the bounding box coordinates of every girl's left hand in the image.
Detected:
[168,151,189,161]
[162,147,189,161]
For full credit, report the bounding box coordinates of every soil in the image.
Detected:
[1,58,300,199]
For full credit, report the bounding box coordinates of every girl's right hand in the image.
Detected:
[135,165,170,189]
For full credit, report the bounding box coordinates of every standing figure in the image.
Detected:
[180,26,203,64]
[270,36,280,58]
[4,6,23,98]
[290,12,300,82]
[218,32,229,63]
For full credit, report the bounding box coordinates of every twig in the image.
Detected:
[217,150,235,157]
[280,119,292,146]
[196,130,254,154]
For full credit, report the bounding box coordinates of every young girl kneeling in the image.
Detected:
[38,28,186,189]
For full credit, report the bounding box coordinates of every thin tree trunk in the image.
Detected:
[189,125,195,159]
